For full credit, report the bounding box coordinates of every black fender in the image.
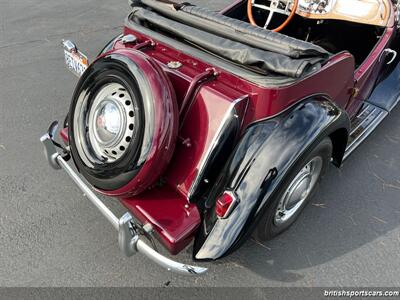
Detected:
[193,96,350,260]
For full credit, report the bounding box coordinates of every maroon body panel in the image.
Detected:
[60,127,68,144]
[120,186,200,255]
[166,86,248,198]
[349,27,395,116]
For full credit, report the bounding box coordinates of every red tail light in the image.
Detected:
[215,191,238,219]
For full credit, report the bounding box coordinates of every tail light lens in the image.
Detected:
[215,191,238,219]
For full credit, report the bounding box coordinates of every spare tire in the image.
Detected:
[68,49,178,196]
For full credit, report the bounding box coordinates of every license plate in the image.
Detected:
[63,41,89,77]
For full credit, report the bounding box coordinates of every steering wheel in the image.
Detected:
[247,0,299,32]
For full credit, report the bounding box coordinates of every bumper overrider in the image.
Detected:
[40,123,207,275]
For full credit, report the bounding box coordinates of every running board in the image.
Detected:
[344,102,388,160]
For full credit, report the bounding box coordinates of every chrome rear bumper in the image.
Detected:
[40,126,207,275]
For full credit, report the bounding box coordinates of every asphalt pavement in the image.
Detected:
[0,0,399,287]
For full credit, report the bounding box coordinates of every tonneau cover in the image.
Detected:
[130,0,330,78]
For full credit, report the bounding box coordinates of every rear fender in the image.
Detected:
[193,96,350,260]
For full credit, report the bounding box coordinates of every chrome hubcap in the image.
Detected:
[93,101,122,144]
[274,156,323,227]
[74,82,137,166]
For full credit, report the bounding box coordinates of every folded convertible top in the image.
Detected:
[129,0,330,78]
[138,0,329,59]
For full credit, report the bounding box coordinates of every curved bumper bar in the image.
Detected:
[40,129,207,276]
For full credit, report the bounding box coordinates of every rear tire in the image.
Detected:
[255,137,332,241]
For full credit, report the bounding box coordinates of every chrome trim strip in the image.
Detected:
[40,132,207,275]
[388,93,400,112]
[187,95,248,199]
[344,104,388,160]
[357,104,372,117]
[350,107,377,134]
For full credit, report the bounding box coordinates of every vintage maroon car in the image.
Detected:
[41,0,400,274]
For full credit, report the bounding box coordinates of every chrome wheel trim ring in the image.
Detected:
[274,156,323,227]
[74,82,137,166]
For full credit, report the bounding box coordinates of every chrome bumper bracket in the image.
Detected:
[40,126,207,275]
[118,212,139,257]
